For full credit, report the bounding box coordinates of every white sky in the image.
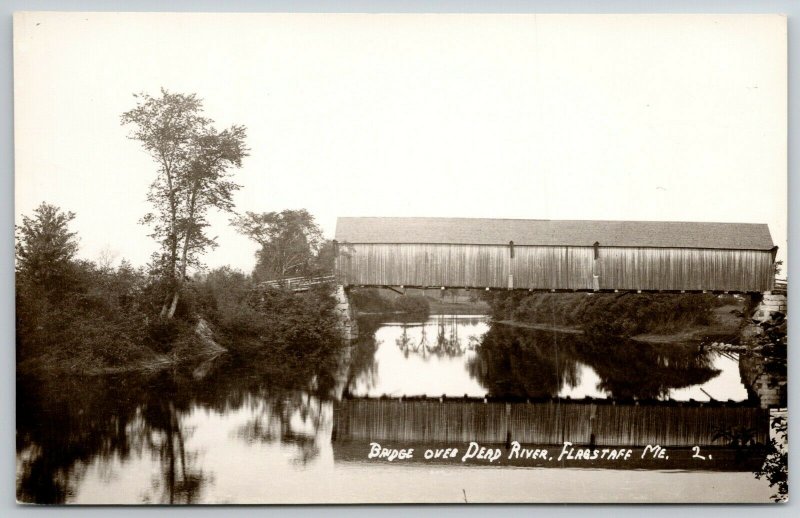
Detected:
[14,13,787,274]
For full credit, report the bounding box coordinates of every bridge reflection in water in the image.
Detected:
[333,399,768,448]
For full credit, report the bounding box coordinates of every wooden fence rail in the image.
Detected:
[258,274,336,292]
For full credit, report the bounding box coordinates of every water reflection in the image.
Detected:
[466,324,582,399]
[16,314,778,504]
[17,374,145,504]
[467,324,725,400]
[234,393,329,466]
[350,315,750,402]
[391,315,483,358]
[16,361,335,504]
[348,315,489,397]
[137,401,205,504]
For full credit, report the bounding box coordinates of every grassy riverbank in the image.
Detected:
[484,291,748,342]
[631,303,745,343]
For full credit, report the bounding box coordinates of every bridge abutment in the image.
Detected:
[752,293,787,323]
[334,284,358,341]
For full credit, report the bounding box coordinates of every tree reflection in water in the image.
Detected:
[393,316,481,359]
[234,392,327,467]
[16,355,340,504]
[467,325,580,399]
[17,373,143,504]
[577,337,720,400]
[137,400,204,504]
[344,316,382,394]
[468,324,720,400]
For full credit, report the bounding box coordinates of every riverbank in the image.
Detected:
[18,317,229,376]
[427,298,490,315]
[631,304,745,344]
[487,297,746,344]
[494,320,584,334]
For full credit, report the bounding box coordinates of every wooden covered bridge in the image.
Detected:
[333,217,777,293]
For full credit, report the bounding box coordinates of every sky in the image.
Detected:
[14,13,787,274]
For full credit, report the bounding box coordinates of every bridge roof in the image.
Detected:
[335,217,775,250]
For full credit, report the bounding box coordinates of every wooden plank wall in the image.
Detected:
[333,400,769,447]
[596,248,774,292]
[338,243,509,288]
[512,246,595,290]
[336,243,774,292]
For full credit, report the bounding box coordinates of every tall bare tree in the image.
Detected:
[122,89,248,318]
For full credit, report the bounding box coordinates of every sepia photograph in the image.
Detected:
[12,11,787,504]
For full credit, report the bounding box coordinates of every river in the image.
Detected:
[16,314,780,504]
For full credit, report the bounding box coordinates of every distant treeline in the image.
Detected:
[483,291,733,338]
[348,288,431,316]
[348,287,492,317]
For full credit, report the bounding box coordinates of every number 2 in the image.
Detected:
[692,446,706,460]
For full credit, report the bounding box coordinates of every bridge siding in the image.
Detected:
[513,246,594,290]
[337,243,774,292]
[596,247,773,292]
[339,243,509,288]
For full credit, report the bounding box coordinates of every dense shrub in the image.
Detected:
[17,255,346,374]
[391,295,430,315]
[348,288,430,317]
[188,268,344,375]
[16,259,161,372]
[347,288,393,313]
[202,283,344,383]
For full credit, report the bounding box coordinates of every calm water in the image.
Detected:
[349,314,749,402]
[16,314,777,504]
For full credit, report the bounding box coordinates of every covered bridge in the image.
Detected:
[333,217,776,293]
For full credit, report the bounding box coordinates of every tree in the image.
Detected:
[15,202,79,295]
[313,239,337,276]
[232,210,324,282]
[15,203,152,366]
[121,89,248,319]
